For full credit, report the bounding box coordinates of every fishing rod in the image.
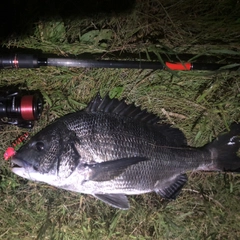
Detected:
[0,53,239,71]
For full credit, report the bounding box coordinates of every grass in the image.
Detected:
[0,0,240,239]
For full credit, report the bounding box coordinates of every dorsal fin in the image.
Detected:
[85,93,187,146]
[85,93,161,125]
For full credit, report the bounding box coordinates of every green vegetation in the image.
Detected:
[0,0,240,239]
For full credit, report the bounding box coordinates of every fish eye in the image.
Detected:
[35,142,45,151]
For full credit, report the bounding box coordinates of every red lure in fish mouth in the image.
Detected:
[4,132,30,161]
[4,147,16,161]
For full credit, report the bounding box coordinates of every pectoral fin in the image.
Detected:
[87,157,148,181]
[94,194,130,209]
[155,173,188,200]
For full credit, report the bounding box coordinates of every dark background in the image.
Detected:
[0,0,136,40]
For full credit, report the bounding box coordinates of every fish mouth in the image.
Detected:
[11,158,29,169]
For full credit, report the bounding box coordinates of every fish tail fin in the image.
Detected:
[206,123,240,172]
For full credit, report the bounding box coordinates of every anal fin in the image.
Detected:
[94,194,129,209]
[155,173,188,200]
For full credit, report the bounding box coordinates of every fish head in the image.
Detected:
[11,121,80,185]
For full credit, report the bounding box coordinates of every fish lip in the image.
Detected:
[11,157,30,169]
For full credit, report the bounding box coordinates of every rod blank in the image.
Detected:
[47,58,164,69]
[0,53,238,71]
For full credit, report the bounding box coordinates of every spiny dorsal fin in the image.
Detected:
[85,93,187,146]
[85,93,161,125]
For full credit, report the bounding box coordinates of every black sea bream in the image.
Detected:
[11,94,240,209]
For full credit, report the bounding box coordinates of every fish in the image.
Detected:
[11,94,240,209]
